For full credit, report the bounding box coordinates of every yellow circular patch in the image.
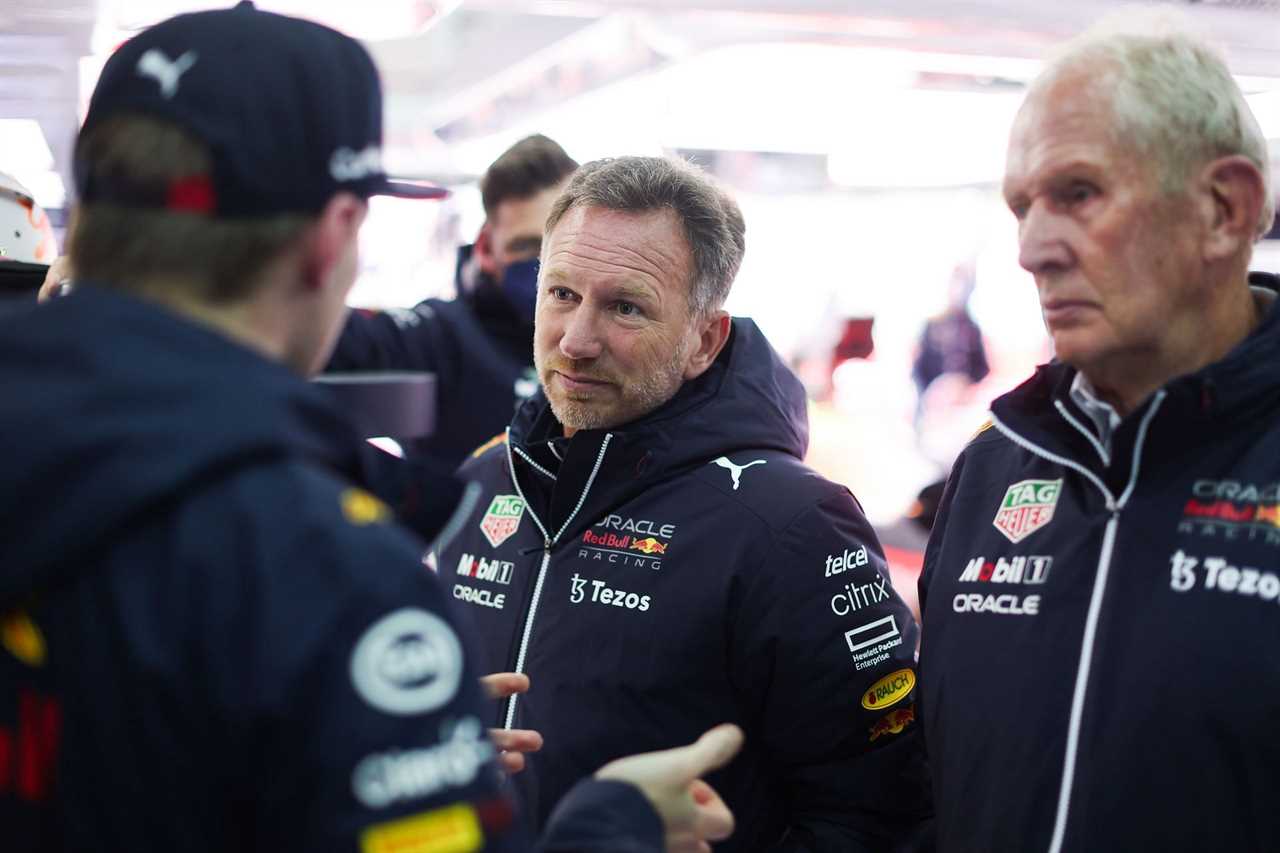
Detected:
[2,610,46,667]
[342,488,391,526]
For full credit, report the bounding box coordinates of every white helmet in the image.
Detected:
[0,172,56,265]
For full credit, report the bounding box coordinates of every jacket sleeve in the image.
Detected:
[918,443,970,620]
[731,491,933,852]
[203,470,661,852]
[537,779,664,852]
[326,303,442,373]
[356,440,466,544]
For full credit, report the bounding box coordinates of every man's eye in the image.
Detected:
[616,302,639,317]
[551,287,573,301]
[1061,182,1097,206]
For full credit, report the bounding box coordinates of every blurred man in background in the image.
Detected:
[0,5,741,850]
[911,262,989,427]
[442,154,931,851]
[919,15,1280,851]
[327,135,578,472]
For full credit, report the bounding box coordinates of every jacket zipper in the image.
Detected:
[989,389,1165,853]
[1052,399,1112,468]
[501,429,613,729]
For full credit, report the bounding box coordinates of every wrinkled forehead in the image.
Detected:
[1003,68,1143,191]
[543,204,694,284]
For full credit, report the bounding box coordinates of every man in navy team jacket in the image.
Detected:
[919,14,1280,852]
[0,5,742,851]
[440,155,932,851]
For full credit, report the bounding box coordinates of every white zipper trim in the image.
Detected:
[1053,399,1111,468]
[1116,391,1165,510]
[504,549,551,730]
[512,444,558,482]
[1046,513,1118,853]
[989,414,1116,510]
[993,391,1166,853]
[501,432,614,729]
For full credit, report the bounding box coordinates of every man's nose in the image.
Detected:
[1018,203,1074,276]
[559,306,603,361]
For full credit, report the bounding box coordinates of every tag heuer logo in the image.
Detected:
[992,479,1062,543]
[480,494,526,548]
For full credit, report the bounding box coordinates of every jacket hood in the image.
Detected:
[0,286,365,606]
[514,317,807,464]
[499,318,808,541]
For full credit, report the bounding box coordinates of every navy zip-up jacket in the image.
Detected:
[0,287,661,852]
[919,276,1280,852]
[326,248,537,474]
[443,318,932,851]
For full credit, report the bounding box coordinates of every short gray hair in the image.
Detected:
[1034,12,1274,239]
[544,156,746,317]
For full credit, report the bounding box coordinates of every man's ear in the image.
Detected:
[1198,155,1267,263]
[683,311,733,381]
[299,192,367,291]
[473,221,499,277]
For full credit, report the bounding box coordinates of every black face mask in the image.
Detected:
[499,257,540,324]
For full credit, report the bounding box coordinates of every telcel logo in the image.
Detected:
[861,668,916,710]
[825,547,868,577]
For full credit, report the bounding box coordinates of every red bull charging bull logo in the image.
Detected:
[868,704,916,743]
[630,537,667,555]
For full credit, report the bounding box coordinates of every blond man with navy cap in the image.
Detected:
[0,4,743,851]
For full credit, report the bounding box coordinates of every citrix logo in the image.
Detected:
[570,574,587,603]
[830,574,890,616]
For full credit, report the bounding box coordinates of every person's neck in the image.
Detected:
[1084,277,1263,417]
[131,279,289,366]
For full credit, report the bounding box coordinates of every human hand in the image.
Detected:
[38,256,73,302]
[596,724,743,853]
[481,672,542,774]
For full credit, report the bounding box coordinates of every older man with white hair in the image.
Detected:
[918,13,1279,853]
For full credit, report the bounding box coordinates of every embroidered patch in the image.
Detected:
[479,495,525,548]
[993,479,1062,543]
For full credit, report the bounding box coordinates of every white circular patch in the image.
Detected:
[350,608,463,716]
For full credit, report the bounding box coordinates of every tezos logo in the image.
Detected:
[479,495,525,548]
[350,608,463,716]
[993,479,1062,543]
[1169,549,1280,602]
[568,573,651,611]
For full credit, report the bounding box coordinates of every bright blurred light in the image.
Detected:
[1246,90,1280,140]
[0,120,66,208]
[13,172,68,210]
[98,0,459,41]
[828,90,1024,188]
[0,120,55,173]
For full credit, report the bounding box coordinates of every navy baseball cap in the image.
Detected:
[75,1,447,217]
